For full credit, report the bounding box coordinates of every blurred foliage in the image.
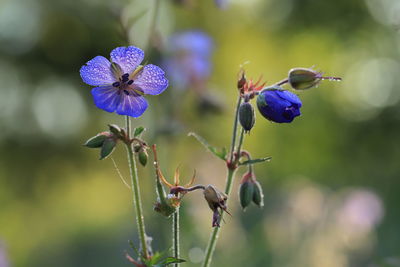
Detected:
[1,0,400,266]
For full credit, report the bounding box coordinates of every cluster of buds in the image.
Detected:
[83,124,124,160]
[84,124,148,166]
[239,171,264,210]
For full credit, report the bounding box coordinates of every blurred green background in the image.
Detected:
[1,0,400,266]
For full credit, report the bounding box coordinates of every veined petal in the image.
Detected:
[80,56,114,86]
[116,92,148,118]
[134,64,169,95]
[91,86,120,113]
[276,90,302,107]
[110,46,144,74]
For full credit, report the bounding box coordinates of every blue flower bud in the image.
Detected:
[256,86,302,123]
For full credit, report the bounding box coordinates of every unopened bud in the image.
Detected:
[252,180,264,208]
[288,68,322,90]
[100,137,117,160]
[108,124,123,136]
[138,149,148,167]
[239,180,255,210]
[84,132,110,148]
[239,102,255,133]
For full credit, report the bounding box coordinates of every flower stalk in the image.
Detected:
[202,95,246,267]
[172,209,180,267]
[125,116,149,259]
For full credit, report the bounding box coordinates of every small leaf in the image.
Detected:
[134,126,145,137]
[188,132,226,160]
[128,240,140,258]
[239,157,272,166]
[100,138,117,160]
[84,134,107,148]
[161,257,186,265]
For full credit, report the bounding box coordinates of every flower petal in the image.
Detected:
[134,64,169,95]
[116,92,148,118]
[80,56,114,86]
[91,86,120,113]
[110,46,144,74]
[275,90,302,107]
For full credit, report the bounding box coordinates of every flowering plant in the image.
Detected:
[80,3,341,267]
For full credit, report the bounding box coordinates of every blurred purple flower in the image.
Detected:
[164,31,213,90]
[214,0,228,9]
[0,242,9,267]
[80,46,168,117]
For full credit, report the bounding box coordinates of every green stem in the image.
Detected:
[172,209,180,267]
[229,96,242,163]
[202,97,246,267]
[236,128,245,160]
[202,168,235,267]
[125,116,149,259]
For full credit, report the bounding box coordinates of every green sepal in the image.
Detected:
[188,132,227,160]
[84,134,108,148]
[239,156,272,166]
[252,181,264,208]
[239,181,254,210]
[100,138,117,160]
[134,126,145,137]
[138,150,148,167]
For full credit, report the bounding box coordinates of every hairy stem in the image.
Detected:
[125,116,149,259]
[229,96,242,163]
[172,209,180,266]
[202,96,246,267]
[202,168,235,267]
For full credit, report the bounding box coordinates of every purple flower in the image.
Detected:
[80,46,168,117]
[164,31,213,90]
[256,87,302,123]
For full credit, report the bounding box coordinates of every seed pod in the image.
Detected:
[252,180,264,208]
[239,102,255,133]
[239,181,254,210]
[288,68,322,90]
[138,149,148,167]
[100,138,117,160]
[84,132,109,148]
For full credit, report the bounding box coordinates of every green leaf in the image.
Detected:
[128,240,140,258]
[161,257,186,265]
[188,132,226,160]
[239,157,272,166]
[134,126,145,137]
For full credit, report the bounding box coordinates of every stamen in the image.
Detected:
[123,90,130,95]
[112,81,120,87]
[127,80,134,85]
[122,73,129,83]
